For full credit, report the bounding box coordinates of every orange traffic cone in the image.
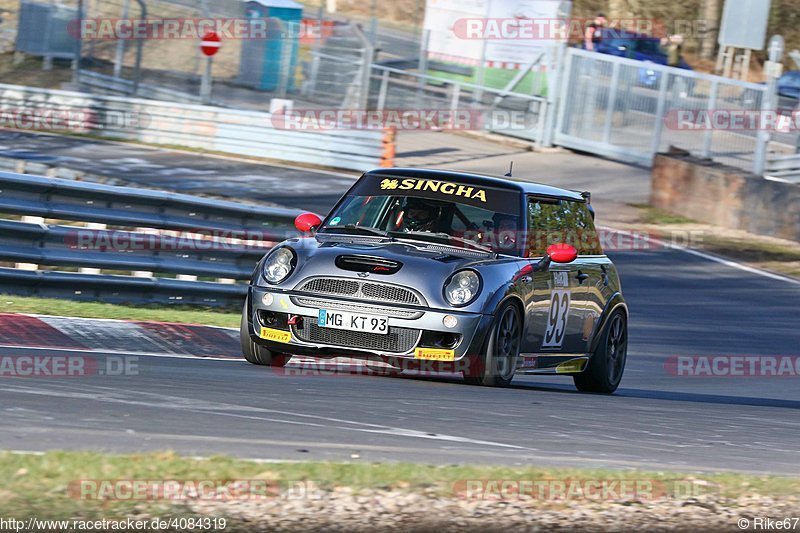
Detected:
[380,127,396,168]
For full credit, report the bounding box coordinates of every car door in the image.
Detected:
[518,197,587,355]
[561,199,608,353]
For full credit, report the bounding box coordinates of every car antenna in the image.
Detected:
[504,161,513,177]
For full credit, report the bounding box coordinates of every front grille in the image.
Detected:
[296,277,423,305]
[292,322,421,354]
[293,296,420,318]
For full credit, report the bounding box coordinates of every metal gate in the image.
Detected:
[554,48,771,172]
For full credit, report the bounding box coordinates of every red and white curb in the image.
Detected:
[0,313,241,358]
[0,314,386,371]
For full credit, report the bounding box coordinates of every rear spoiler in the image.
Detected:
[581,191,596,220]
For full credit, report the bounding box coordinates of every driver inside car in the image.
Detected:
[399,197,446,233]
[492,214,518,251]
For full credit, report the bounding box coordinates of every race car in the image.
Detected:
[241,168,628,393]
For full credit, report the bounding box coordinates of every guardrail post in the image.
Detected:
[15,216,44,271]
[79,222,106,274]
[376,70,389,111]
[132,227,156,278]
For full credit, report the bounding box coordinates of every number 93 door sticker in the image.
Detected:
[542,289,570,348]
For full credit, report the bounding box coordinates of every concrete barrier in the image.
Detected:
[651,150,800,242]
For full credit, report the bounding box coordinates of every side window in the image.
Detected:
[327,196,388,227]
[568,201,603,255]
[527,198,603,256]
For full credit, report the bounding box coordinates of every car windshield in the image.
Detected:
[319,176,524,255]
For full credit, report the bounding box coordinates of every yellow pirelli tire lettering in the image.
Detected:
[414,348,455,361]
[260,327,292,344]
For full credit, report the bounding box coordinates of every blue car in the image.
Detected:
[778,71,800,100]
[591,30,692,88]
[593,30,691,68]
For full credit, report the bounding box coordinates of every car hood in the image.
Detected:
[277,235,519,310]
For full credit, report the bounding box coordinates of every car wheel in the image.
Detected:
[573,310,627,393]
[240,301,290,367]
[464,302,521,387]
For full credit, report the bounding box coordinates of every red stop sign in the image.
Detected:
[200,32,221,57]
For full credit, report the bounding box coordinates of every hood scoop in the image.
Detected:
[335,255,402,275]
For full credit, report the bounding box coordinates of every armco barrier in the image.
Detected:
[0,172,305,306]
[0,83,383,171]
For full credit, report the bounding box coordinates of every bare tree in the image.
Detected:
[608,0,638,19]
[700,0,721,59]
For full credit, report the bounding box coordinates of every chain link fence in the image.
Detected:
[555,48,799,173]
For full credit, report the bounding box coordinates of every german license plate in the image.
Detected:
[317,309,389,334]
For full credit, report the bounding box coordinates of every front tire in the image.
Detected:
[573,310,627,393]
[464,302,521,387]
[240,302,290,367]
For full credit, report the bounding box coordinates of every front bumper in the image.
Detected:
[244,286,493,363]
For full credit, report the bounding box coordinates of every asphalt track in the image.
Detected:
[1,245,799,474]
[0,131,799,475]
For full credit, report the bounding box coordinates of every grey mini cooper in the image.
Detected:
[241,168,628,393]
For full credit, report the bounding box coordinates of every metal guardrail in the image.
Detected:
[0,83,384,171]
[0,172,304,307]
[766,154,800,183]
[78,71,203,105]
[0,267,249,307]
[0,172,299,235]
[0,219,263,279]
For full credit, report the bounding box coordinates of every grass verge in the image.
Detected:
[0,295,240,328]
[1,450,799,521]
[627,205,800,279]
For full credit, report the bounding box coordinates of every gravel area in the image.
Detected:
[188,487,800,532]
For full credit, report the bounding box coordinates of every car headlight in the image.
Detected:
[263,247,296,284]
[444,270,481,306]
